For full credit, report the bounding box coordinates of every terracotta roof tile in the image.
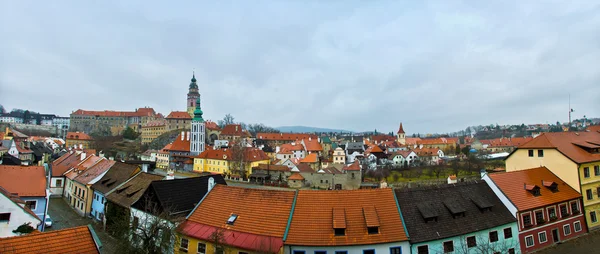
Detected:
[517,132,600,163]
[0,165,46,197]
[166,111,191,119]
[0,225,100,253]
[286,188,408,246]
[300,153,318,163]
[302,138,322,152]
[74,159,115,185]
[342,160,361,171]
[489,167,582,211]
[587,125,600,133]
[91,162,140,194]
[205,121,221,130]
[220,124,247,137]
[294,163,314,173]
[186,185,295,237]
[257,133,317,141]
[169,132,191,152]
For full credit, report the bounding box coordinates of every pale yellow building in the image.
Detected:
[505,131,600,230]
[193,148,270,179]
[141,120,167,145]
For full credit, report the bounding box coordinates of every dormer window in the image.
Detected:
[525,184,541,196]
[334,228,345,236]
[444,199,467,218]
[367,226,379,234]
[417,203,438,223]
[542,181,559,192]
[333,208,346,236]
[227,214,238,225]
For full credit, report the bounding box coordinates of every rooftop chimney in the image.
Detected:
[181,131,185,140]
[80,152,87,161]
[187,132,190,141]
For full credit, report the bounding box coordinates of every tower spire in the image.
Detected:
[193,97,203,121]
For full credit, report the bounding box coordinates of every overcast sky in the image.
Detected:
[1,1,599,134]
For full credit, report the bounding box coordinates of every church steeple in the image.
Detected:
[187,71,200,116]
[193,98,204,122]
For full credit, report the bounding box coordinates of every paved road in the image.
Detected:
[47,197,121,254]
[539,229,600,254]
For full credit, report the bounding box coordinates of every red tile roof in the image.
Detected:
[220,124,247,137]
[418,138,457,145]
[0,225,100,253]
[169,132,191,152]
[166,111,191,119]
[294,163,315,173]
[196,147,269,162]
[342,160,361,171]
[179,222,283,253]
[517,132,600,163]
[371,135,396,144]
[257,133,317,141]
[0,165,47,197]
[413,147,441,157]
[488,167,582,211]
[279,143,304,153]
[205,121,221,130]
[72,108,155,117]
[397,123,405,134]
[404,138,421,145]
[74,159,115,185]
[285,188,408,246]
[186,185,295,237]
[66,132,94,141]
[587,125,600,133]
[66,155,103,180]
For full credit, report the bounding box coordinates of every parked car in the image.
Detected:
[44,215,52,228]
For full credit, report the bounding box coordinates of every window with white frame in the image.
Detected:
[574,221,582,232]
[538,231,547,243]
[196,242,206,254]
[180,238,189,251]
[25,200,37,210]
[563,224,571,235]
[525,235,534,248]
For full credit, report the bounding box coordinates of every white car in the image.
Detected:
[44,215,52,228]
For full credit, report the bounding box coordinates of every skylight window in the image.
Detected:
[227,214,238,225]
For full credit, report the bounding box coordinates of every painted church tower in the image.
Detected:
[187,73,200,117]
[190,98,205,156]
[397,122,406,145]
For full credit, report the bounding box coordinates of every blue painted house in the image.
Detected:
[395,182,520,254]
[90,162,140,222]
[0,165,50,231]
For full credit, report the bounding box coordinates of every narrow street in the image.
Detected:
[538,229,600,254]
[46,197,121,254]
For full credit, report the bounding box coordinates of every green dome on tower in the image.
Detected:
[193,98,204,121]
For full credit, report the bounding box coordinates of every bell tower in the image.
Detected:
[187,72,200,116]
[190,98,205,156]
[397,123,406,145]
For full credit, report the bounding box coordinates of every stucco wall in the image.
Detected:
[506,149,580,192]
[0,194,42,237]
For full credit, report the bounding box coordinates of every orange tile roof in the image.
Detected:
[288,173,305,180]
[279,143,304,153]
[342,160,361,171]
[166,111,191,119]
[301,153,318,163]
[66,132,94,141]
[285,188,408,246]
[481,137,533,147]
[66,155,103,180]
[257,133,317,141]
[220,124,247,136]
[417,138,456,145]
[413,147,441,157]
[404,138,421,145]
[517,132,600,163]
[0,165,46,197]
[52,152,82,176]
[302,138,323,152]
[186,185,295,237]
[169,132,191,152]
[370,135,396,143]
[365,145,384,155]
[488,167,582,211]
[0,225,100,253]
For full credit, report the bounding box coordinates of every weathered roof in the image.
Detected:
[286,188,408,246]
[131,175,226,218]
[66,132,94,141]
[0,225,101,254]
[488,167,582,211]
[91,162,140,194]
[74,159,115,185]
[395,181,516,243]
[51,152,82,176]
[257,133,317,141]
[165,111,191,119]
[106,172,164,208]
[0,165,47,197]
